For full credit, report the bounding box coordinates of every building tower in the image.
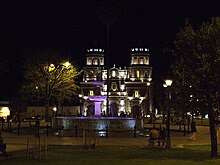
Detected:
[126,48,152,117]
[80,48,105,116]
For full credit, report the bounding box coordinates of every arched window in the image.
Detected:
[136,70,140,78]
[89,90,94,96]
[135,91,139,97]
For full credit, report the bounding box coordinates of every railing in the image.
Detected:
[58,125,138,138]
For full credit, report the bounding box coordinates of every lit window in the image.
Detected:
[133,58,137,64]
[140,58,143,64]
[93,59,98,65]
[136,70,140,78]
[103,84,107,91]
[120,84,125,91]
[135,91,139,97]
[112,70,116,77]
[111,82,117,91]
[87,58,92,65]
[120,100,125,106]
[89,90,94,96]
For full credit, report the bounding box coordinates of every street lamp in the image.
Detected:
[146,81,151,115]
[35,86,40,118]
[53,107,57,117]
[35,86,39,106]
[164,79,172,149]
[78,94,83,116]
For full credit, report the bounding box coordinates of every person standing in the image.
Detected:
[190,121,197,140]
[158,127,167,146]
[0,132,8,158]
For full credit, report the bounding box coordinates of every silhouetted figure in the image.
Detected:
[158,127,166,146]
[0,132,8,158]
[190,121,197,140]
[35,116,40,137]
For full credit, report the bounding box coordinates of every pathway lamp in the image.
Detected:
[164,79,172,149]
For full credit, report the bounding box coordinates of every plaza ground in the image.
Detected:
[1,121,220,164]
[1,122,216,152]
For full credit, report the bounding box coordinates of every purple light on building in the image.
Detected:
[92,81,104,86]
[89,96,106,116]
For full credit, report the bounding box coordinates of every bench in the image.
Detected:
[148,138,166,147]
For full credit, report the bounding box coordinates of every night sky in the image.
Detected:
[1,0,220,100]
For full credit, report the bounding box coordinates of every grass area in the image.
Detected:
[1,145,220,165]
[195,119,209,126]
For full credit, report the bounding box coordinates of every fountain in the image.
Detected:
[52,116,143,137]
[52,92,143,137]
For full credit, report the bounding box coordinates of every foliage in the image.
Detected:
[172,17,220,157]
[22,48,81,108]
[173,17,220,120]
[9,94,28,119]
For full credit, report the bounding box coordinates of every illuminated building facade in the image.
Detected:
[79,48,152,117]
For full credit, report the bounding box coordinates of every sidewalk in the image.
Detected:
[1,125,212,153]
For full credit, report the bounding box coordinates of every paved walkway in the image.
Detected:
[1,125,216,153]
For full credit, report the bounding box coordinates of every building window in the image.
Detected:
[136,70,140,78]
[100,57,104,65]
[93,59,98,65]
[120,100,125,106]
[89,90,94,96]
[140,58,143,64]
[134,57,137,64]
[135,91,139,97]
[111,82,117,91]
[120,84,125,91]
[103,84,107,91]
[112,70,116,77]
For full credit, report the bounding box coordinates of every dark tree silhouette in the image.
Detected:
[172,17,220,157]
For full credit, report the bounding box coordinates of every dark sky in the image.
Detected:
[1,0,220,99]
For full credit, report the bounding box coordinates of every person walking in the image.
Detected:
[190,121,197,140]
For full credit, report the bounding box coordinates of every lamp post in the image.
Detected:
[53,107,57,117]
[163,79,173,149]
[146,81,151,115]
[36,86,39,105]
[78,94,83,116]
[35,86,40,118]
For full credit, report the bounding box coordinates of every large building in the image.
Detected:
[79,48,153,118]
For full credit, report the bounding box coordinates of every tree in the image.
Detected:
[9,95,28,120]
[22,48,81,120]
[172,17,220,157]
